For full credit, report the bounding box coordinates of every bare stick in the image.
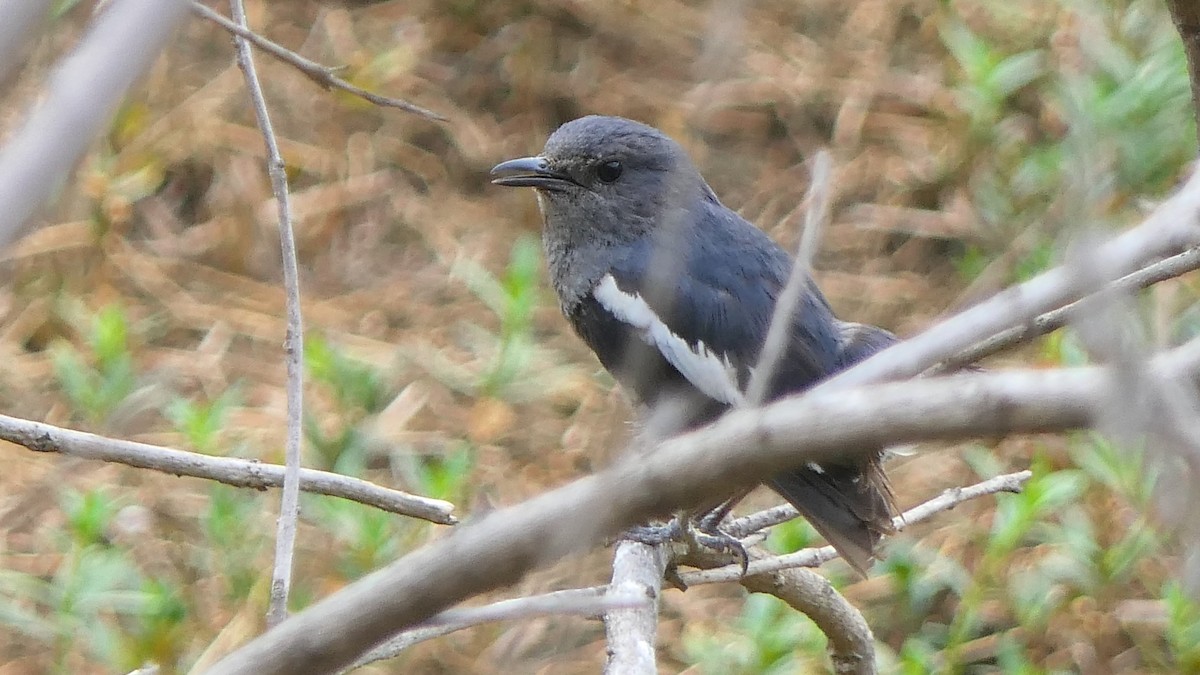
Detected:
[745,150,834,406]
[190,2,444,121]
[931,244,1200,374]
[1167,0,1200,146]
[350,587,645,670]
[604,542,667,675]
[678,537,876,674]
[0,0,48,84]
[0,413,455,523]
[352,471,1030,671]
[816,169,1200,390]
[202,339,1200,675]
[0,0,191,246]
[693,470,1034,583]
[228,0,305,629]
[751,566,875,675]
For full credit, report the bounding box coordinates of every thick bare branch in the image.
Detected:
[190,2,444,121]
[204,342,1200,675]
[0,0,191,246]
[604,541,668,675]
[0,414,456,524]
[0,0,49,84]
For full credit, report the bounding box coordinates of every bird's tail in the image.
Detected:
[768,459,895,576]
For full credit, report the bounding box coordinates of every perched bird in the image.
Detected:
[492,115,897,574]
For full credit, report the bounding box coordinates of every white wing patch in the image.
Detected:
[594,274,745,406]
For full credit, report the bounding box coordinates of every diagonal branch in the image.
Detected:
[191,2,444,121]
[0,0,191,246]
[205,342,1200,674]
[930,244,1200,374]
[817,169,1200,390]
[0,413,456,523]
[745,150,834,405]
[347,470,1031,671]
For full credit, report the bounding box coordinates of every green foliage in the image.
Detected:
[311,498,403,579]
[165,387,240,454]
[306,336,387,415]
[1164,582,1200,671]
[304,335,387,470]
[683,594,828,674]
[203,484,265,601]
[61,488,120,548]
[453,235,544,397]
[408,442,474,503]
[52,304,137,424]
[944,0,1195,283]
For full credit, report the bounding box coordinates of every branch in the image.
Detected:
[229,0,306,628]
[0,0,48,84]
[816,169,1200,390]
[699,470,1034,582]
[190,2,445,121]
[0,414,456,524]
[604,541,668,675]
[1167,0,1200,146]
[930,244,1200,374]
[205,345,1200,673]
[0,0,191,246]
[351,470,1031,671]
[746,150,833,405]
[350,587,643,670]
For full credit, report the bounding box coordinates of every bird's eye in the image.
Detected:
[596,160,623,183]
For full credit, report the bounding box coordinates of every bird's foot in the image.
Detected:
[618,517,685,546]
[615,514,749,579]
[689,521,749,576]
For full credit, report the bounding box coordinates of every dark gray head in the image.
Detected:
[492,116,716,304]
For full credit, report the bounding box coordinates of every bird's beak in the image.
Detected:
[491,156,577,190]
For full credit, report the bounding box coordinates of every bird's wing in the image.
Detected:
[835,320,899,367]
[590,272,747,405]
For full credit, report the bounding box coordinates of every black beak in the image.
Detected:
[491,156,577,190]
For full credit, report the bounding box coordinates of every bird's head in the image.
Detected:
[491,116,713,244]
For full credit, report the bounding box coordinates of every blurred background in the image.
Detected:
[0,0,1198,672]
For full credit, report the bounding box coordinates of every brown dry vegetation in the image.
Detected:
[0,0,1193,673]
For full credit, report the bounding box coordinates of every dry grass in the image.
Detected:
[0,0,1192,672]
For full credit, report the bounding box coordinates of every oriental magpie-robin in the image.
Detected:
[492,115,897,575]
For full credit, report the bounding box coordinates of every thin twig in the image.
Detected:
[230,0,305,626]
[190,2,445,121]
[350,587,643,671]
[745,150,834,406]
[0,0,191,246]
[691,470,1034,583]
[0,413,456,523]
[930,244,1200,374]
[350,469,1030,670]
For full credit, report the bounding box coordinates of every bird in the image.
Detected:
[491,115,897,575]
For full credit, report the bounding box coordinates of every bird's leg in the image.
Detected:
[618,515,685,546]
[695,489,751,533]
[690,488,753,575]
